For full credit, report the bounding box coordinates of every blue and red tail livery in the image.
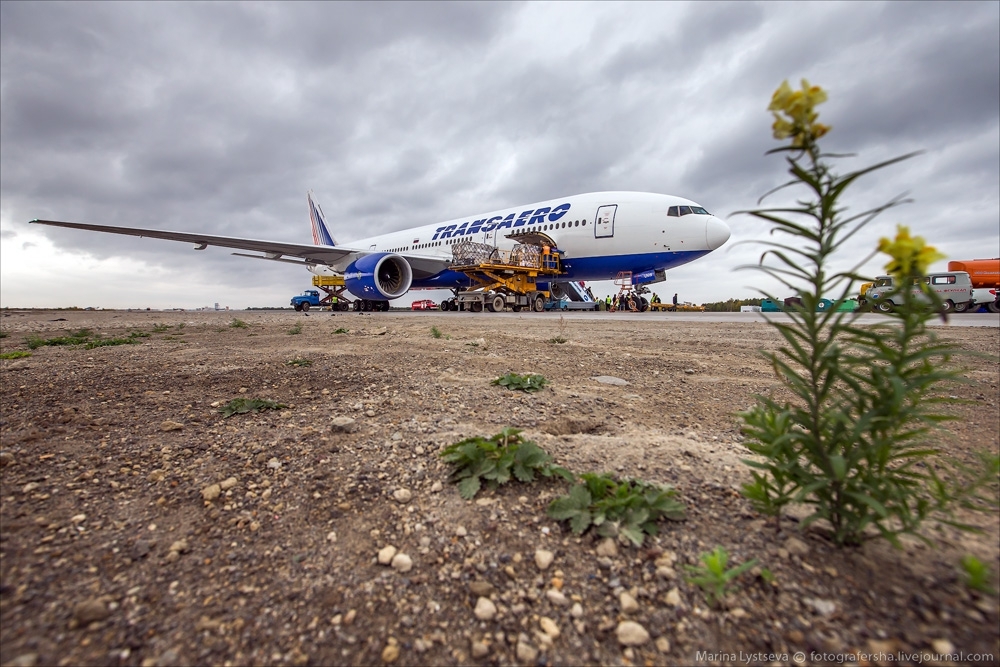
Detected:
[308,191,336,247]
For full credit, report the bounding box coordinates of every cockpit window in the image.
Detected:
[669,205,712,217]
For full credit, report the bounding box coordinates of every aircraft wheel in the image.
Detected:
[353,299,362,311]
[340,301,350,311]
[638,297,649,312]
[440,301,450,312]
[490,295,506,312]
[876,301,893,313]
[382,301,390,311]
[533,295,545,312]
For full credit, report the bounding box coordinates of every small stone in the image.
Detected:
[804,597,836,617]
[22,482,39,494]
[147,470,165,483]
[619,591,639,614]
[784,536,809,556]
[330,416,357,433]
[592,375,629,386]
[616,621,650,646]
[655,636,671,653]
[534,549,554,570]
[390,553,413,573]
[474,597,497,621]
[730,607,748,619]
[378,545,398,565]
[168,539,188,554]
[546,589,569,606]
[0,451,14,468]
[381,638,399,663]
[471,639,489,658]
[931,639,954,655]
[73,598,110,624]
[201,484,221,501]
[326,531,336,542]
[70,514,86,524]
[344,609,356,625]
[266,458,282,470]
[469,581,495,597]
[684,368,696,375]
[665,587,682,607]
[455,525,467,537]
[595,537,618,558]
[393,488,412,504]
[570,602,583,618]
[539,617,560,639]
[516,641,538,662]
[160,421,184,432]
[430,481,443,493]
[7,654,38,667]
[219,477,238,491]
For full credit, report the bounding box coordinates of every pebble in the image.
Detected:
[390,553,413,573]
[22,482,39,494]
[931,639,954,655]
[393,488,412,504]
[784,536,809,556]
[616,620,650,646]
[471,640,489,658]
[455,526,467,537]
[619,591,639,614]
[330,416,357,433]
[534,549,554,570]
[201,484,221,501]
[168,539,188,554]
[539,617,560,639]
[664,588,682,607]
[592,375,629,386]
[595,537,618,558]
[266,458,282,470]
[474,597,497,621]
[381,638,399,663]
[0,451,14,467]
[378,546,398,565]
[7,654,37,667]
[655,636,671,653]
[73,598,111,624]
[219,477,238,491]
[469,581,495,597]
[516,641,538,662]
[804,597,836,617]
[160,421,184,432]
[546,589,569,606]
[570,602,583,618]
[730,607,748,619]
[430,481,443,493]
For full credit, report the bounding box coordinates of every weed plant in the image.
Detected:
[219,398,287,418]
[440,428,573,500]
[0,351,31,360]
[492,372,548,392]
[230,319,248,329]
[739,80,993,546]
[684,546,759,608]
[431,326,443,339]
[547,473,685,546]
[333,328,349,334]
[960,555,996,595]
[152,324,172,333]
[286,358,312,367]
[288,323,303,335]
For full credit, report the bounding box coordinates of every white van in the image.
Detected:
[867,271,974,313]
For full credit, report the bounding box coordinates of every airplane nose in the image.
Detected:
[705,217,731,250]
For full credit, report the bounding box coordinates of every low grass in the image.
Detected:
[288,323,303,335]
[230,319,248,329]
[219,398,287,418]
[0,351,31,360]
[286,358,312,367]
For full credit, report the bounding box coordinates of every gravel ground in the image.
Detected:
[1,309,997,667]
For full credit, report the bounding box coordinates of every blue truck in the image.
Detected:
[290,290,323,311]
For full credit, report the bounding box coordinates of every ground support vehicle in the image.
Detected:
[649,302,705,312]
[290,290,323,312]
[867,271,974,313]
[948,259,999,313]
[545,297,600,311]
[441,241,564,313]
[307,275,351,311]
[411,299,438,310]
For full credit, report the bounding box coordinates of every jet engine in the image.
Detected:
[344,253,413,300]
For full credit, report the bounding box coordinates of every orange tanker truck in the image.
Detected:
[948,258,1000,313]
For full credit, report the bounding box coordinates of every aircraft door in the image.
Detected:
[594,205,617,238]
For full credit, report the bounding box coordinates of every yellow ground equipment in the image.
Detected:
[310,275,351,311]
[446,240,564,312]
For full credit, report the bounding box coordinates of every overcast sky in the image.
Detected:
[2,1,998,309]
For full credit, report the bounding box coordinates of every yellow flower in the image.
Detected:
[768,79,831,147]
[878,225,945,278]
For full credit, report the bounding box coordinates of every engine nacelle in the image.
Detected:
[344,253,413,300]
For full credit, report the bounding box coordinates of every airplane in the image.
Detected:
[30,191,731,311]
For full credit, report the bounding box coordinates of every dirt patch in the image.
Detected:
[1,310,997,666]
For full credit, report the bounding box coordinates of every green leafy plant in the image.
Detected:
[25,328,93,349]
[548,473,685,546]
[152,323,172,333]
[85,336,141,349]
[0,331,8,338]
[684,546,759,608]
[548,336,568,344]
[440,427,573,499]
[333,327,349,334]
[286,358,312,367]
[491,372,548,393]
[738,80,984,547]
[288,323,303,335]
[960,555,996,595]
[431,326,443,339]
[230,319,248,329]
[219,398,288,418]
[0,351,31,359]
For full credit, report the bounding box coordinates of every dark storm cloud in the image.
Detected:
[1,2,997,308]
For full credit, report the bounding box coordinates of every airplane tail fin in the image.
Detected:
[308,191,337,246]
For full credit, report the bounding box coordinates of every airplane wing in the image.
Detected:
[28,219,451,279]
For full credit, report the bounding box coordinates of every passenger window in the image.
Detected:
[679,206,692,216]
[932,275,956,285]
[667,206,679,217]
